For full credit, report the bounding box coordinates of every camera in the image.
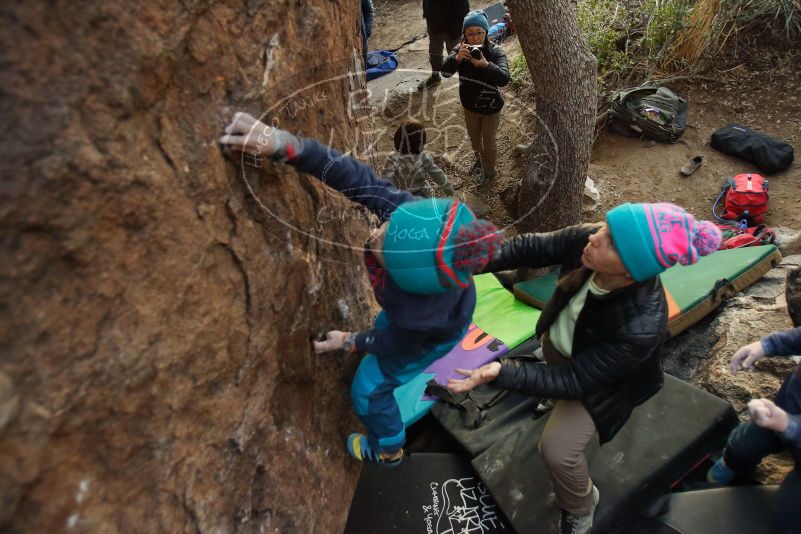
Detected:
[466,44,483,60]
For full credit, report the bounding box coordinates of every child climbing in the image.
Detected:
[219,111,502,466]
[708,326,801,534]
[382,119,456,198]
[446,202,722,534]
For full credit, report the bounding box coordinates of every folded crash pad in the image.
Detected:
[344,453,509,534]
[625,485,780,534]
[513,245,783,337]
[396,274,540,427]
[461,375,739,533]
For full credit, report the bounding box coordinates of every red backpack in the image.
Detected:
[716,223,776,249]
[713,173,769,225]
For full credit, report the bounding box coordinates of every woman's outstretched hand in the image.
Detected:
[447,361,502,393]
[219,112,301,161]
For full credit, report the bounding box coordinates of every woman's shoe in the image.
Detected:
[469,159,483,176]
[479,168,497,185]
[680,156,703,176]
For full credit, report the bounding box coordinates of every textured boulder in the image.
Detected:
[0,2,379,532]
[663,255,801,483]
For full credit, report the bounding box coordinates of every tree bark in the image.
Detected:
[509,1,597,233]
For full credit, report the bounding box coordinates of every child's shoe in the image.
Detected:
[707,457,736,484]
[346,433,404,467]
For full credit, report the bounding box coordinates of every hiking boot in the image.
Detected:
[469,159,483,176]
[479,168,497,185]
[680,155,703,176]
[557,485,599,534]
[346,433,404,467]
[417,73,442,91]
[707,457,736,484]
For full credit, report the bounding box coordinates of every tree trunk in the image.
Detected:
[509,1,597,233]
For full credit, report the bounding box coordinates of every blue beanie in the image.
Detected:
[382,198,502,294]
[463,10,489,33]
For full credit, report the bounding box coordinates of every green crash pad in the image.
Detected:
[513,245,782,337]
[472,273,541,347]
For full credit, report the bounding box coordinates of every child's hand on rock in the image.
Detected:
[730,340,765,373]
[314,330,352,353]
[219,112,301,161]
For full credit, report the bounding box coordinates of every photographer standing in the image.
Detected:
[441,10,510,185]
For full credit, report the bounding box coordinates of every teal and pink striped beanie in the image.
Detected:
[606,202,722,282]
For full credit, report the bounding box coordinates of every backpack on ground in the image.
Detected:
[711,124,794,174]
[712,173,769,226]
[606,85,688,143]
[716,223,776,249]
[365,50,398,81]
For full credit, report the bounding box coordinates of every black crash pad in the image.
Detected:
[469,374,739,533]
[344,453,509,534]
[625,485,780,534]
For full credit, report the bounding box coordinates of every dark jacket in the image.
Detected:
[289,137,476,358]
[440,40,510,115]
[486,224,668,443]
[423,0,470,36]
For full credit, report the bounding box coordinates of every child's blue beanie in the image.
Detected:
[382,198,502,294]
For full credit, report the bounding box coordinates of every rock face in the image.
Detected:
[663,255,801,483]
[0,2,379,532]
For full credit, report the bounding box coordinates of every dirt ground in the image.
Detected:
[368,0,801,234]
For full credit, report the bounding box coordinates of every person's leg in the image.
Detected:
[722,420,785,473]
[479,111,501,181]
[445,34,461,57]
[538,399,599,517]
[428,30,447,74]
[350,354,406,454]
[710,375,794,483]
[419,28,446,90]
[463,108,483,173]
[349,329,463,461]
[774,469,801,534]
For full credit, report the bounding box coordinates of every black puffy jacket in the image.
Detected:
[440,40,510,115]
[487,224,668,443]
[423,0,470,36]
